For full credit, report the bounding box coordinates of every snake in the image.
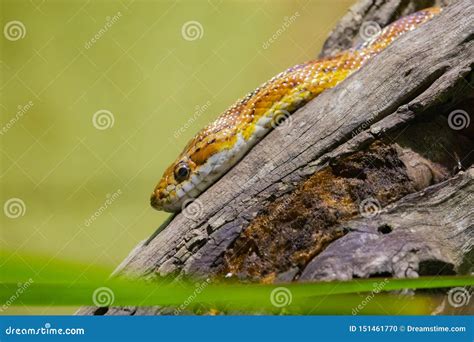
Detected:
[151,7,441,213]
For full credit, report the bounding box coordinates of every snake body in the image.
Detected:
[151,7,440,212]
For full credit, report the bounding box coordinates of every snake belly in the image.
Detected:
[151,7,441,212]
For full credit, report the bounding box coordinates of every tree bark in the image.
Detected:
[319,0,454,58]
[77,0,474,316]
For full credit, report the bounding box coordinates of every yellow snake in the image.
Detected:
[151,7,441,212]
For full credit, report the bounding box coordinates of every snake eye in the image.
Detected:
[174,162,190,182]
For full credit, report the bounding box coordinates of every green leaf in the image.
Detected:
[1,251,472,314]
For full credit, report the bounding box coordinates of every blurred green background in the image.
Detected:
[1,0,352,313]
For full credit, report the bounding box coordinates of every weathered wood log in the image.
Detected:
[319,0,453,58]
[299,167,474,281]
[77,0,473,315]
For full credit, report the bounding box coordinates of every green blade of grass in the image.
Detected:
[1,275,472,314]
[1,251,472,314]
[0,281,435,315]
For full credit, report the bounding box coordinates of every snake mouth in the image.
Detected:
[150,191,163,210]
[151,183,197,213]
[150,186,175,212]
[150,191,182,213]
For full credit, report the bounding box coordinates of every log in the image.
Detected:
[77,0,473,315]
[319,0,453,58]
[299,167,474,281]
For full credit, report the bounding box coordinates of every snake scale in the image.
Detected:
[151,7,441,212]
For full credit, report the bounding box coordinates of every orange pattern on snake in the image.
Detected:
[151,7,441,212]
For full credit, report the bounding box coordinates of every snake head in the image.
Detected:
[150,157,200,212]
